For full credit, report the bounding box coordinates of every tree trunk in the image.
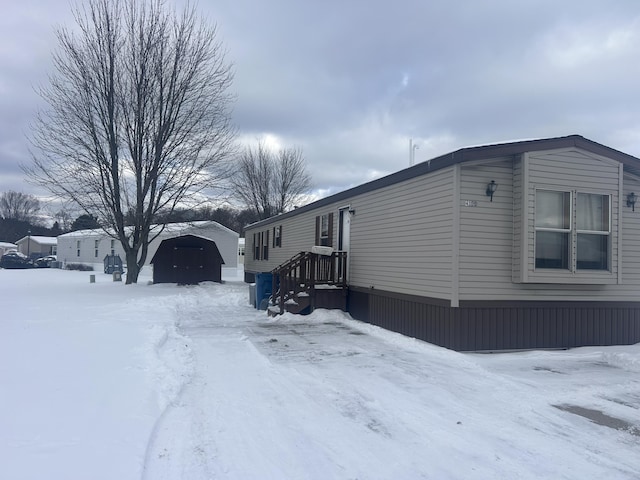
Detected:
[125,250,140,284]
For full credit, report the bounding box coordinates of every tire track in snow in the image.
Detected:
[141,282,257,479]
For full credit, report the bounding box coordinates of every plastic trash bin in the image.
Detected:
[254,273,272,309]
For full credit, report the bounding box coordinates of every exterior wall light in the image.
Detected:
[486,180,498,202]
[627,192,637,212]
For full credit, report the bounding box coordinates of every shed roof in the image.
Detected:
[150,234,224,264]
[246,134,640,229]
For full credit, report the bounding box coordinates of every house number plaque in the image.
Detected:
[464,200,478,207]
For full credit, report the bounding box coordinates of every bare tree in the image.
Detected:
[232,141,311,220]
[25,0,236,283]
[53,209,74,232]
[0,191,41,223]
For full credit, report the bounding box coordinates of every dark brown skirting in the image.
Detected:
[348,287,640,351]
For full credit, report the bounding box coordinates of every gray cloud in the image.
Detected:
[3,0,640,202]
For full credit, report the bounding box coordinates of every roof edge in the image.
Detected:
[245,134,640,230]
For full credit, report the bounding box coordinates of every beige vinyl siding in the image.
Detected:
[245,208,326,272]
[245,167,455,300]
[458,159,514,298]
[621,173,640,288]
[347,168,453,299]
[512,155,523,282]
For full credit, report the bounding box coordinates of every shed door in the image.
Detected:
[174,246,204,284]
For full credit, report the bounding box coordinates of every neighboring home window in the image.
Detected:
[94,239,99,258]
[110,239,115,255]
[576,193,610,270]
[77,240,81,257]
[273,226,282,247]
[315,213,333,247]
[535,190,611,271]
[254,233,260,260]
[535,191,571,269]
[262,230,269,260]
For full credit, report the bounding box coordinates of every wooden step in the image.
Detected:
[284,293,311,315]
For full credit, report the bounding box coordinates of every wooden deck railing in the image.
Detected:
[271,250,347,314]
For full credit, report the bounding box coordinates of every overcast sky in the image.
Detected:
[3,0,640,207]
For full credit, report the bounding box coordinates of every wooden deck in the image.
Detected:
[269,250,347,316]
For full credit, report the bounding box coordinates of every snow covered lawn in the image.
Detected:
[1,268,639,479]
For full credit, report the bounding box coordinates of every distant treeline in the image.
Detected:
[0,207,260,244]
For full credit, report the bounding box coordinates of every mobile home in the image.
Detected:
[244,135,640,351]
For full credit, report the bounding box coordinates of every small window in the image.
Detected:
[535,191,571,269]
[262,230,269,260]
[316,213,333,247]
[254,233,260,260]
[273,226,282,247]
[94,239,99,258]
[77,240,81,257]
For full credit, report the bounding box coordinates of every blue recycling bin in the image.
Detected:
[255,273,273,309]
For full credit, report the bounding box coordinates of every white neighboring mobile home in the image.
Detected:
[57,221,238,271]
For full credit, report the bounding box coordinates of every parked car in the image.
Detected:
[0,251,32,269]
[34,255,57,268]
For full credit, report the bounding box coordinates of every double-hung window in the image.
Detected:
[535,191,571,269]
[576,193,610,270]
[535,190,611,272]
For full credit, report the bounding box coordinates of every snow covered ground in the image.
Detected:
[1,267,639,480]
